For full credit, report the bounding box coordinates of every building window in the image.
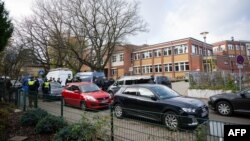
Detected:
[164,63,172,72]
[154,64,162,73]
[192,45,198,54]
[112,55,116,62]
[174,45,188,55]
[142,65,153,74]
[142,51,153,59]
[228,44,233,50]
[134,53,140,60]
[174,62,189,72]
[119,54,124,61]
[133,67,141,74]
[111,69,117,75]
[241,45,245,51]
[154,49,162,57]
[163,47,172,56]
[236,45,240,50]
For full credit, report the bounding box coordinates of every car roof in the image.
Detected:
[67,82,93,86]
[118,75,151,81]
[121,84,161,89]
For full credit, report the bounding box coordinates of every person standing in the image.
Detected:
[5,79,12,102]
[28,76,39,108]
[57,78,62,84]
[42,79,50,100]
[65,75,72,86]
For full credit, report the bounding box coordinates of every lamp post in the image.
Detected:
[200,31,209,72]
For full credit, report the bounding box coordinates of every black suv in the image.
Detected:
[107,75,172,96]
[113,84,208,130]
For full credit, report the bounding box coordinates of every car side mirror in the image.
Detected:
[151,96,157,101]
[74,90,80,94]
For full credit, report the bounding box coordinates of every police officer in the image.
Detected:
[65,75,72,86]
[28,76,39,108]
[42,79,50,100]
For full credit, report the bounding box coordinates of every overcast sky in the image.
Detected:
[4,0,250,45]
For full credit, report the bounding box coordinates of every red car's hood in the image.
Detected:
[82,91,109,98]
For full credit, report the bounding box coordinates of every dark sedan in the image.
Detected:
[112,84,208,130]
[208,88,250,116]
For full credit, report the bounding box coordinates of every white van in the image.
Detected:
[46,68,73,86]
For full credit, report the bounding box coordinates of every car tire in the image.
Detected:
[216,101,232,116]
[81,101,87,111]
[114,104,124,119]
[163,111,179,130]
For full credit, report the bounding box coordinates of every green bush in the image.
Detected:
[35,115,67,134]
[53,115,109,141]
[20,108,48,126]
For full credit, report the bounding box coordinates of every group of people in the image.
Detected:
[22,76,58,108]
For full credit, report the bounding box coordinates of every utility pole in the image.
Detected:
[200,32,209,72]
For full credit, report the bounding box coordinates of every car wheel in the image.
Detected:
[163,111,179,130]
[81,101,87,111]
[114,104,123,118]
[216,101,232,116]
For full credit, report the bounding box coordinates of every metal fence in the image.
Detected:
[188,71,250,90]
[13,90,237,141]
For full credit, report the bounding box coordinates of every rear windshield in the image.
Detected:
[79,83,100,93]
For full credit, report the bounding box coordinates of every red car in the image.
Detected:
[62,82,111,110]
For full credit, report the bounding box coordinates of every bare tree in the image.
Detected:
[64,0,147,71]
[14,0,147,73]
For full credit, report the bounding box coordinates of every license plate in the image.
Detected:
[101,99,108,103]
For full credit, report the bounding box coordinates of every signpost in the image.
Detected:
[236,55,244,91]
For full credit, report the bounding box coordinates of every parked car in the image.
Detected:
[108,75,172,96]
[41,82,63,101]
[61,82,111,110]
[208,88,250,116]
[112,84,208,130]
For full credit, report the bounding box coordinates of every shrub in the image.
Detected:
[0,108,10,140]
[20,108,48,126]
[35,115,67,134]
[53,115,109,141]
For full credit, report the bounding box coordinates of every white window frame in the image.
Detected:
[164,63,173,72]
[154,64,162,73]
[111,69,117,75]
[112,55,116,62]
[154,49,162,57]
[119,54,124,62]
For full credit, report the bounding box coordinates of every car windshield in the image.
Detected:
[151,85,179,99]
[79,83,100,93]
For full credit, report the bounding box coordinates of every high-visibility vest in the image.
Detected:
[28,80,35,86]
[44,82,50,88]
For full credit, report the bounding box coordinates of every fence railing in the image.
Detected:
[15,90,235,141]
[188,71,250,91]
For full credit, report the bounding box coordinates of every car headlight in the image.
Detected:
[182,108,196,113]
[86,96,96,102]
